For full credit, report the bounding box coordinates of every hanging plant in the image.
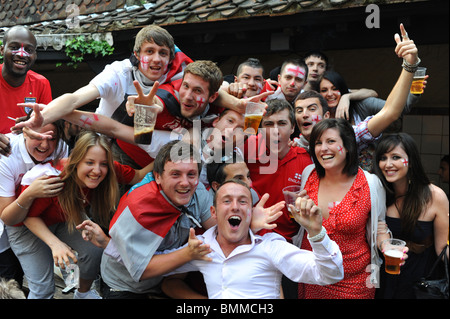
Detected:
[57,36,114,68]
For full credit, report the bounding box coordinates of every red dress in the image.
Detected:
[298,168,375,299]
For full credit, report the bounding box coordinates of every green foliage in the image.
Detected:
[62,36,114,68]
[0,40,3,64]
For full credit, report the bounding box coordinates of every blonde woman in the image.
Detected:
[5,131,152,299]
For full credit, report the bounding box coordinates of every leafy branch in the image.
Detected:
[58,36,114,68]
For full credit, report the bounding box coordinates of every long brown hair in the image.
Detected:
[58,131,119,231]
[374,133,432,236]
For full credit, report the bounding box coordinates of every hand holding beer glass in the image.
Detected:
[282,185,302,218]
[382,238,408,275]
[244,102,265,134]
[134,104,159,144]
[128,80,162,144]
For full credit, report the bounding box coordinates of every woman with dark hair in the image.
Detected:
[373,133,448,298]
[296,118,392,299]
[320,68,423,125]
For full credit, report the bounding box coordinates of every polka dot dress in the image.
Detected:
[298,168,375,299]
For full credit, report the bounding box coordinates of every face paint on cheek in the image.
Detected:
[196,96,205,107]
[11,44,31,57]
[246,208,252,224]
[140,55,150,71]
[402,158,409,167]
[256,82,263,94]
[337,145,344,155]
[311,114,322,124]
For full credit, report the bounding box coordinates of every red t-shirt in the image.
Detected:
[117,78,224,168]
[0,64,52,133]
[245,134,312,242]
[19,160,135,226]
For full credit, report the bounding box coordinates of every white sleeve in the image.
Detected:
[267,233,344,285]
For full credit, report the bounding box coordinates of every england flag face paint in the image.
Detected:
[311,114,322,124]
[285,66,305,79]
[140,55,150,71]
[11,43,32,58]
[402,158,409,167]
[196,96,205,107]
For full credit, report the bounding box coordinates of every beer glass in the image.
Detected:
[282,185,302,218]
[244,102,265,134]
[134,104,159,144]
[382,238,406,275]
[410,67,427,94]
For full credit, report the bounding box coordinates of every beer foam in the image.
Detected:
[384,249,403,258]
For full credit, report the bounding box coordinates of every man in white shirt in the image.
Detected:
[166,179,344,299]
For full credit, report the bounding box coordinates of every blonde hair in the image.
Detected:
[58,131,119,231]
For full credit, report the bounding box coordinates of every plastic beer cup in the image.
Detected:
[244,102,265,134]
[134,104,159,144]
[382,238,406,275]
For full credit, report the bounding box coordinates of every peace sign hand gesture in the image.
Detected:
[126,80,163,116]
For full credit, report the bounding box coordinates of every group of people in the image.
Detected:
[0,22,448,300]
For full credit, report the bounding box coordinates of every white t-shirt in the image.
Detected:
[90,59,137,118]
[0,133,68,252]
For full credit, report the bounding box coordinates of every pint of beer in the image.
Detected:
[134,104,159,144]
[244,114,263,134]
[382,238,406,275]
[410,67,427,94]
[244,102,265,134]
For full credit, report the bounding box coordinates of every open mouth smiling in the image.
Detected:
[228,215,241,229]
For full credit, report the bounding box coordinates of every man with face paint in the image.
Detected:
[162,179,343,299]
[294,83,415,162]
[265,59,308,105]
[0,26,52,155]
[12,25,192,169]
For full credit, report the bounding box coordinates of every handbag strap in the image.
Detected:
[424,245,449,280]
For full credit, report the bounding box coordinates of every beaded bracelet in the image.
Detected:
[402,57,421,73]
[307,226,327,242]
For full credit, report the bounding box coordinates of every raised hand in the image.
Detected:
[251,193,284,232]
[187,228,212,262]
[11,103,46,132]
[394,23,419,65]
[290,197,323,237]
[126,80,162,116]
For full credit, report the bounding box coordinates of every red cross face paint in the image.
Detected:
[11,44,32,58]
[285,66,305,79]
[140,55,150,71]
[402,158,408,167]
[196,96,205,107]
[311,114,322,124]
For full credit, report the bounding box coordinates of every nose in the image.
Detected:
[39,139,49,149]
[91,163,102,174]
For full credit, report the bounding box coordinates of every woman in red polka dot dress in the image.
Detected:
[297,119,391,299]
